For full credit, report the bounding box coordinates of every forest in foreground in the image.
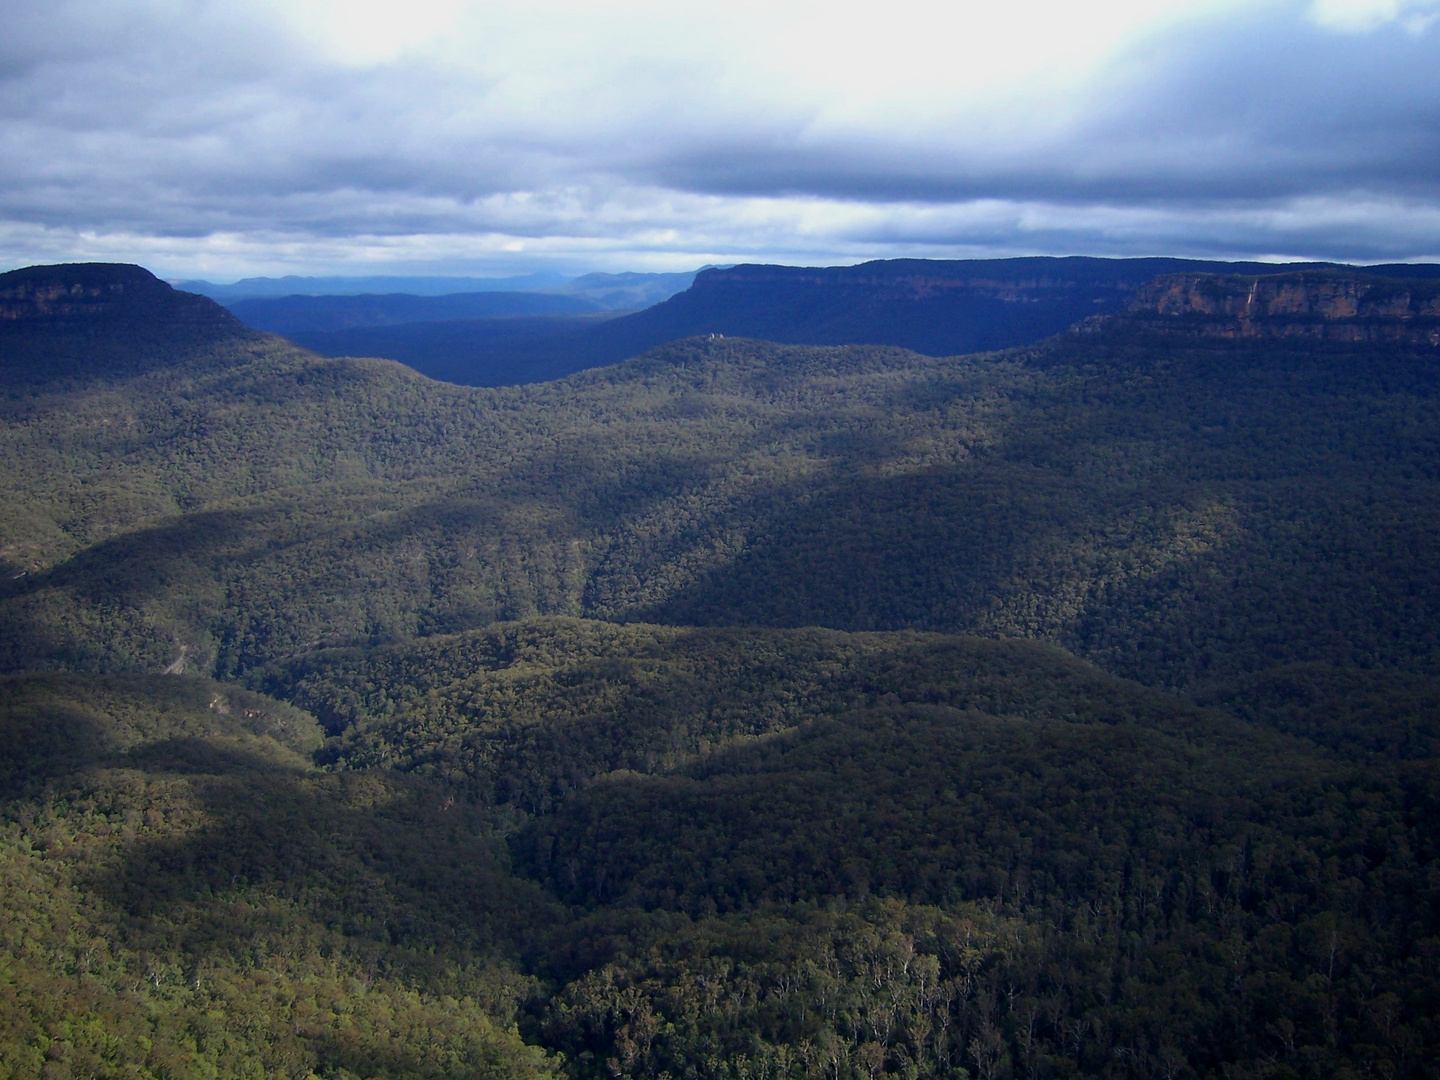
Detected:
[1,262,1438,1080]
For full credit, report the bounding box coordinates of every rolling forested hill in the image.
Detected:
[5,264,1439,693]
[0,671,561,1079]
[2,260,1439,1080]
[4,622,1435,1080]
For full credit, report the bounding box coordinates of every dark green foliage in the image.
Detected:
[537,903,1031,1080]
[5,619,1439,1079]
[0,673,322,800]
[259,618,1201,812]
[517,703,1261,912]
[0,674,560,1079]
[247,616,1440,1079]
[540,880,1439,1080]
[7,263,1440,1080]
[1195,663,1440,760]
[618,330,1440,692]
[520,701,1440,1080]
[6,321,1440,692]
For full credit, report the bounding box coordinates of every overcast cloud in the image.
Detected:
[1,0,1437,277]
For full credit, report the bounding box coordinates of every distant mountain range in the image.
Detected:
[217,255,1440,386]
[178,268,702,309]
[554,256,1440,362]
[184,269,709,384]
[228,290,607,334]
[174,271,572,302]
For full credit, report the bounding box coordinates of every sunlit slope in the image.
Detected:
[0,672,559,1079]
[4,264,1440,691]
[240,616,1440,1080]
[255,616,1204,810]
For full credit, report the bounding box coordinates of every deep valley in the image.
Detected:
[1,259,1438,1080]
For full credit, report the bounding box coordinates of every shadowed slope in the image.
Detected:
[0,672,559,1079]
[1,263,255,386]
[5,271,1440,690]
[420,257,1440,384]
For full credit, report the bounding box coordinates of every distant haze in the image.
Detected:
[182,269,701,309]
[176,274,573,303]
[2,1,1439,277]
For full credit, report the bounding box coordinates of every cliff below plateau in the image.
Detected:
[0,262,239,326]
[0,263,255,384]
[1127,271,1440,344]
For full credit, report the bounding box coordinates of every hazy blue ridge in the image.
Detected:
[227,290,607,334]
[173,271,574,302]
[236,255,1440,387]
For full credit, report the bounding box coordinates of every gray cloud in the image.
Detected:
[645,10,1440,205]
[1,1,1437,276]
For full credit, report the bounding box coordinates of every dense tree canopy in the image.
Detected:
[3,266,1439,1079]
[4,319,1440,692]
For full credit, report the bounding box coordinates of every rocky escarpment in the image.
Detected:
[0,263,255,384]
[1127,271,1440,345]
[0,263,240,329]
[567,256,1363,364]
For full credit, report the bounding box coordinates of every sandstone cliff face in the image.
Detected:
[0,263,244,335]
[1127,272,1440,345]
[0,263,250,384]
[0,278,130,320]
[0,263,178,321]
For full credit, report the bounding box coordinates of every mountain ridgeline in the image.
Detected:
[1,262,255,385]
[1127,270,1440,343]
[1,258,1439,1080]
[216,269,701,385]
[233,255,1440,386]
[581,256,1440,358]
[6,261,1439,688]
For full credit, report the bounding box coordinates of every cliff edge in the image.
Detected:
[0,263,241,329]
[1127,271,1440,345]
[0,263,255,384]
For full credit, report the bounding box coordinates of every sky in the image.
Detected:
[1,0,1438,279]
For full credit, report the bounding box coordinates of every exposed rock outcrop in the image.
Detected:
[0,263,254,384]
[0,263,240,329]
[539,257,1415,367]
[1127,271,1440,345]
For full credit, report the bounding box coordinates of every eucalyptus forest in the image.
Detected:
[1,260,1437,1080]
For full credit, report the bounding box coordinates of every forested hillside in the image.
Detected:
[4,265,1439,693]
[2,260,1439,1080]
[246,616,1440,1080]
[0,673,560,1079]
[4,621,1434,1079]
